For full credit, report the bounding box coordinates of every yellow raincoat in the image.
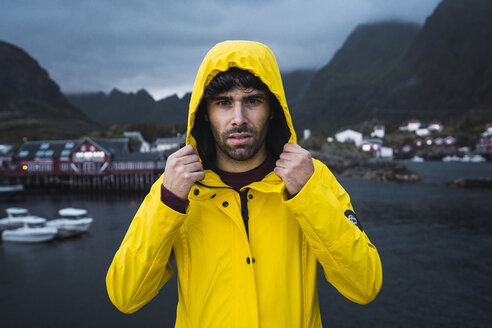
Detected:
[106,40,382,327]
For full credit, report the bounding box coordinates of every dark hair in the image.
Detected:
[202,67,270,100]
[191,67,291,167]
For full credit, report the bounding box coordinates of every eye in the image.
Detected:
[245,98,261,105]
[216,100,231,106]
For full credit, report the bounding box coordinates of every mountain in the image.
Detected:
[281,69,316,108]
[0,40,98,143]
[376,0,492,119]
[66,90,190,126]
[298,0,492,135]
[296,21,421,135]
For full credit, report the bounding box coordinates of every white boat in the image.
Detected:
[46,207,93,238]
[470,155,486,163]
[2,223,57,243]
[0,207,47,231]
[442,155,486,163]
[410,156,424,162]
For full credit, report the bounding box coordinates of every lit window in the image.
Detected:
[36,150,45,157]
[19,150,29,157]
[40,143,50,149]
[65,142,74,149]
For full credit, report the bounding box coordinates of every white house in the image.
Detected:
[428,121,443,132]
[303,129,311,140]
[407,119,421,132]
[335,129,363,147]
[0,144,13,155]
[371,125,385,139]
[444,136,456,145]
[152,137,186,152]
[379,146,393,158]
[123,131,150,152]
[415,128,430,137]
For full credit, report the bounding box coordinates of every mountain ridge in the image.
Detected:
[0,40,98,143]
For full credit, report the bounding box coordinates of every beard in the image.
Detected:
[210,124,268,162]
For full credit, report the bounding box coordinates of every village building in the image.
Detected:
[476,123,492,157]
[335,129,363,147]
[360,139,393,158]
[428,121,443,132]
[370,125,385,139]
[407,119,421,132]
[361,140,381,153]
[444,136,457,145]
[8,138,166,191]
[0,144,12,155]
[486,123,492,135]
[415,128,430,137]
[123,131,150,152]
[303,129,311,140]
[152,136,186,153]
[476,135,492,155]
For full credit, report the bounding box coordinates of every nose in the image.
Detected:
[231,102,246,126]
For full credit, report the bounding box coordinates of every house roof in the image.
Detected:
[335,129,362,136]
[154,137,186,145]
[88,138,129,155]
[15,140,81,159]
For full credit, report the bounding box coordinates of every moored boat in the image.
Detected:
[2,223,58,243]
[46,207,93,238]
[0,207,46,232]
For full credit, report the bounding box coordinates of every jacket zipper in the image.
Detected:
[239,188,250,240]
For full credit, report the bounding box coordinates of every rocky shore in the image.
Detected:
[310,144,420,182]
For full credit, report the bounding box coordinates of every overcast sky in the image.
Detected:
[0,0,441,100]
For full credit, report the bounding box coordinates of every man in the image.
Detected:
[106,40,382,327]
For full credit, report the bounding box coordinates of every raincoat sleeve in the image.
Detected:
[284,159,382,304]
[106,173,186,313]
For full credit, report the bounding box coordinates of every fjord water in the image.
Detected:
[1,162,491,327]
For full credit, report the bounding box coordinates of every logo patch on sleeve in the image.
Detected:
[344,210,363,231]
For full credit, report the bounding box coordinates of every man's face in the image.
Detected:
[206,86,271,162]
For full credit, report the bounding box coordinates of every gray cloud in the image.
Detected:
[0,0,441,99]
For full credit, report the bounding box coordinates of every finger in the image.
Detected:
[275,159,289,169]
[185,161,203,172]
[189,171,205,182]
[173,144,196,157]
[279,152,302,161]
[175,153,200,165]
[283,143,301,152]
[274,166,287,177]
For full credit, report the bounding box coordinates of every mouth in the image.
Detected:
[227,133,252,145]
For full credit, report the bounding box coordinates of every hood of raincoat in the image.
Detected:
[186,40,297,166]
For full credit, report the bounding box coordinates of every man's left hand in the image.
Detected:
[274,143,315,196]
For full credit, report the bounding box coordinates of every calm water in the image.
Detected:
[1,162,491,328]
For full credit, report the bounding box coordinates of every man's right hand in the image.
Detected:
[163,145,205,200]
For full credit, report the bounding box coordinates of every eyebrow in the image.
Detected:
[244,94,266,100]
[211,92,266,102]
[212,96,232,102]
